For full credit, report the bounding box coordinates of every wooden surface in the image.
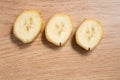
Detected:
[0,0,120,80]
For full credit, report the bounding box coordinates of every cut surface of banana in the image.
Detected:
[13,10,43,43]
[76,19,103,51]
[45,14,73,46]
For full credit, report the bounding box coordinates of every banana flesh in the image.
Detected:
[45,14,73,46]
[13,10,43,43]
[76,19,103,50]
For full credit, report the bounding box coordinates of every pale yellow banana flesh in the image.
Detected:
[45,14,73,46]
[13,10,43,43]
[76,19,103,50]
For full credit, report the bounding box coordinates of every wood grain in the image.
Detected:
[0,0,120,80]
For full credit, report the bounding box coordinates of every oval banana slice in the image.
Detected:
[45,14,73,46]
[13,10,43,43]
[76,19,103,51]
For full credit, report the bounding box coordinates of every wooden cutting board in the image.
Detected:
[0,0,120,80]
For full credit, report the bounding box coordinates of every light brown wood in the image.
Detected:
[0,0,120,80]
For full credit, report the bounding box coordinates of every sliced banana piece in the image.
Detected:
[13,10,43,43]
[76,19,103,51]
[45,14,73,46]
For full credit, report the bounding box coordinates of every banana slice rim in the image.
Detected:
[76,18,104,51]
[13,10,43,43]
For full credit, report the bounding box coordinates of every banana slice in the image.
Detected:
[13,10,43,43]
[76,19,103,51]
[45,14,73,46]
